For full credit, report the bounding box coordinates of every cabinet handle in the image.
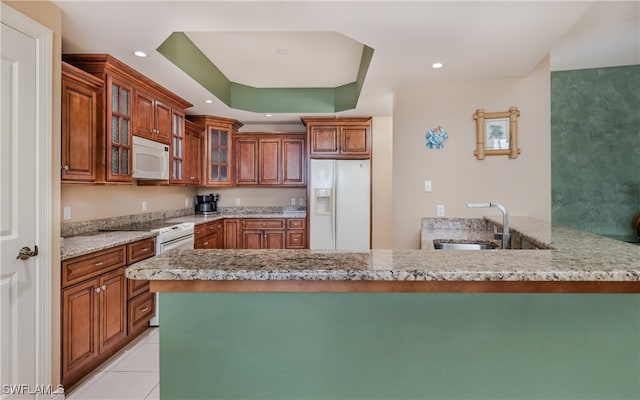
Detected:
[94,261,104,266]
[140,248,150,252]
[140,306,150,313]
[95,287,101,293]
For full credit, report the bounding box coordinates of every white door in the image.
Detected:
[1,4,54,398]
[335,160,370,250]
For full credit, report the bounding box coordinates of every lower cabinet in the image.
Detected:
[194,220,223,249]
[61,237,156,389]
[195,218,307,249]
[241,219,286,249]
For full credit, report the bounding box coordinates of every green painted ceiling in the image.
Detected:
[157,32,374,114]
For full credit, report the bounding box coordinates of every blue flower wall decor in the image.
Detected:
[425,126,448,149]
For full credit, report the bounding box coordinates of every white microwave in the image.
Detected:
[132,136,169,180]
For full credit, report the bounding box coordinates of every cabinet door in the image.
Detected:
[184,119,202,185]
[61,74,99,182]
[133,90,155,140]
[106,74,133,182]
[341,126,370,156]
[223,219,241,249]
[259,139,280,185]
[235,138,258,185]
[170,110,186,183]
[205,127,232,185]
[62,279,99,382]
[310,126,339,155]
[154,99,172,144]
[242,230,263,249]
[282,137,305,185]
[264,231,285,249]
[98,268,127,353]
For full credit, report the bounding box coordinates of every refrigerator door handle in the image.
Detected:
[332,161,337,249]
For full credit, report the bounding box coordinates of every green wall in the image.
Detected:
[551,65,640,238]
[160,293,640,399]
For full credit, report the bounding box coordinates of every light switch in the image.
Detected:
[291,197,296,206]
[437,205,445,217]
[298,197,305,207]
[63,206,71,220]
[235,198,241,205]
[142,200,147,211]
[424,180,432,192]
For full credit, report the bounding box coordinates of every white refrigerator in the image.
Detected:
[309,159,371,250]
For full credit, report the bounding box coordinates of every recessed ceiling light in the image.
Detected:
[275,48,290,56]
[432,62,443,69]
[134,51,147,58]
[265,114,273,117]
[204,99,213,104]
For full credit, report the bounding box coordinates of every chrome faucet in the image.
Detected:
[466,202,510,249]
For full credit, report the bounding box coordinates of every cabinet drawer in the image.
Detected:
[127,278,149,300]
[127,237,156,264]
[62,246,127,288]
[242,219,284,229]
[204,221,221,234]
[286,218,306,229]
[194,224,204,238]
[128,291,155,334]
[286,231,306,249]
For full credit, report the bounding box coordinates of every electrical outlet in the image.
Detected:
[424,180,432,192]
[298,197,305,207]
[142,200,147,211]
[291,197,296,206]
[437,205,445,217]
[235,198,241,206]
[63,206,71,220]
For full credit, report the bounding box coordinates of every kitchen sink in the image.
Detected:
[433,241,499,250]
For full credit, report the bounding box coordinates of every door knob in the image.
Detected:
[16,245,38,260]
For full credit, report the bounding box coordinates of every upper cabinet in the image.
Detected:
[301,117,372,159]
[61,62,103,182]
[62,54,192,184]
[187,115,243,187]
[234,133,306,187]
[133,89,172,144]
[171,118,202,185]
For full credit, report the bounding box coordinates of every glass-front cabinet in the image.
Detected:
[187,115,242,187]
[170,110,186,183]
[107,75,133,182]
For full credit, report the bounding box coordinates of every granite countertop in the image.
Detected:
[61,231,158,260]
[126,217,640,284]
[165,211,307,225]
[60,210,307,261]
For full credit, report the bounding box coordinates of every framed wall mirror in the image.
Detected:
[473,107,520,159]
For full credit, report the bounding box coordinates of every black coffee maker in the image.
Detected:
[195,193,219,215]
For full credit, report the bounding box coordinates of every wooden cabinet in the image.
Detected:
[179,119,203,185]
[241,219,286,249]
[133,89,172,144]
[223,219,241,249]
[62,54,192,184]
[61,238,156,388]
[194,220,224,249]
[234,133,306,186]
[302,117,372,159]
[286,218,307,249]
[61,62,103,182]
[187,115,243,186]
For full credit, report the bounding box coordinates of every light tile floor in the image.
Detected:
[66,327,159,400]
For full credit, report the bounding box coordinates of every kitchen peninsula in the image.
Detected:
[127,217,640,400]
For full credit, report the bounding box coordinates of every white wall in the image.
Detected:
[392,57,551,249]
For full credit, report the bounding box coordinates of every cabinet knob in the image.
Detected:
[101,285,107,291]
[62,165,69,171]
[95,287,101,293]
